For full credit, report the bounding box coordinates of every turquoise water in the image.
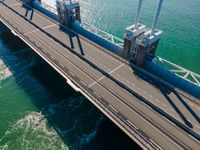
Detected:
[0,0,200,149]
[79,0,200,74]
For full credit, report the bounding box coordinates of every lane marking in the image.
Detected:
[88,76,105,88]
[24,24,56,35]
[195,124,200,129]
[163,104,167,108]
[156,99,160,102]
[189,102,194,106]
[88,63,124,88]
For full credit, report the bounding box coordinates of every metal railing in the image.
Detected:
[81,23,124,47]
[155,57,200,86]
[40,1,57,14]
[39,1,200,87]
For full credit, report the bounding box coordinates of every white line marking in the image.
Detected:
[24,24,56,35]
[50,56,56,60]
[59,63,64,68]
[149,95,153,98]
[108,104,118,113]
[110,64,124,74]
[163,104,167,108]
[189,102,194,106]
[93,92,101,99]
[195,124,200,128]
[80,81,87,87]
[156,99,160,102]
[88,76,105,88]
[88,64,124,88]
[68,71,75,77]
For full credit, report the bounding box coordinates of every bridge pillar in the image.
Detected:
[122,24,146,60]
[56,0,81,27]
[122,0,163,66]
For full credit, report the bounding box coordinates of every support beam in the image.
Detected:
[135,0,143,29]
[151,0,163,35]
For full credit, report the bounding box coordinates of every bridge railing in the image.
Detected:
[40,1,57,14]
[40,1,200,87]
[81,23,124,47]
[155,57,200,86]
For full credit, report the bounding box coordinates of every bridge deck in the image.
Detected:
[0,0,200,149]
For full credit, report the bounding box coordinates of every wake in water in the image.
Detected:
[42,95,105,150]
[0,112,67,150]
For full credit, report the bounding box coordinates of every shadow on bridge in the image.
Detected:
[131,65,200,129]
[23,5,35,20]
[59,25,85,56]
[21,2,85,56]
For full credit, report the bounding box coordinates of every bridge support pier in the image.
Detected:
[122,0,163,66]
[56,0,81,27]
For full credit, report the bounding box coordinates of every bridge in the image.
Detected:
[0,0,200,149]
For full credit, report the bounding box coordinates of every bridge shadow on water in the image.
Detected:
[0,30,142,150]
[132,65,200,129]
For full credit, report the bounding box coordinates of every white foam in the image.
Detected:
[0,112,69,150]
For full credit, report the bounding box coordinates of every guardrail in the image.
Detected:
[81,23,124,47]
[155,57,200,86]
[39,1,200,87]
[40,1,57,14]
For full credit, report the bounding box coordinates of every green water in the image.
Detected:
[0,0,200,149]
[80,0,200,74]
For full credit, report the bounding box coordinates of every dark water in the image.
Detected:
[0,0,200,149]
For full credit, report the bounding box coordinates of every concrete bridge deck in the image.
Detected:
[0,0,200,149]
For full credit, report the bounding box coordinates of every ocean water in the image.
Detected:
[0,0,200,150]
